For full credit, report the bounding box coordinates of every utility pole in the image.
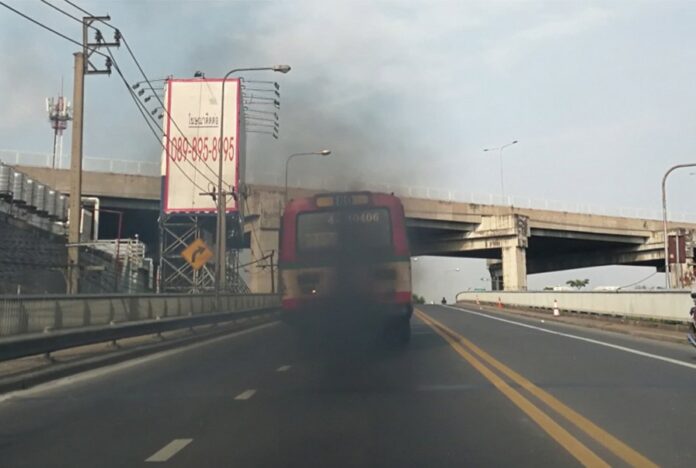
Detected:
[67,52,84,294]
[67,15,119,294]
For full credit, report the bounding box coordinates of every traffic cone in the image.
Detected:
[553,299,560,317]
[497,297,503,309]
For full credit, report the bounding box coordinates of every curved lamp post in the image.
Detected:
[284,150,332,204]
[483,140,518,203]
[661,163,696,288]
[215,65,291,295]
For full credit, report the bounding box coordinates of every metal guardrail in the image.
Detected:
[0,293,280,362]
[456,290,692,323]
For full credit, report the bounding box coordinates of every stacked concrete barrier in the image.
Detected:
[456,291,692,323]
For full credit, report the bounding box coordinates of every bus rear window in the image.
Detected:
[296,208,392,253]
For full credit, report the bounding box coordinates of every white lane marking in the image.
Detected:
[442,305,696,371]
[234,389,256,400]
[276,365,291,372]
[0,322,280,405]
[146,438,193,462]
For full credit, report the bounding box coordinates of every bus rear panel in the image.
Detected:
[279,192,412,342]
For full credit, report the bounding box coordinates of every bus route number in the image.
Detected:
[334,194,354,207]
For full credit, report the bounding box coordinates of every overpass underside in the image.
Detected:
[11,168,696,293]
[408,214,683,291]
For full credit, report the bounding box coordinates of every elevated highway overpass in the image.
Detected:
[14,165,696,292]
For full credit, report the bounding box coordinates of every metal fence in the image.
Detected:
[456,290,692,323]
[0,149,159,176]
[249,171,696,222]
[0,293,279,338]
[7,148,696,221]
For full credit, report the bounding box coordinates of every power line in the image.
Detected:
[121,36,223,184]
[53,0,220,191]
[0,0,107,58]
[40,0,92,27]
[108,50,219,191]
[62,0,105,24]
[243,197,269,266]
[104,47,211,194]
[10,0,233,211]
[60,1,222,184]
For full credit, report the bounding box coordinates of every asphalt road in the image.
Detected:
[1,304,695,467]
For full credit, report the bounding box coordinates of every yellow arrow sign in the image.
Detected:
[181,238,213,271]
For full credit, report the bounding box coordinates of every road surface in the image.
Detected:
[1,304,695,467]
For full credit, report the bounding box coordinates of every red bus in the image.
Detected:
[278,191,412,344]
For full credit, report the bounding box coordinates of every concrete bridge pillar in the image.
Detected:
[244,187,284,294]
[483,215,529,291]
[502,245,527,291]
[248,225,278,293]
[487,261,503,291]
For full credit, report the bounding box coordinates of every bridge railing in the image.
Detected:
[455,290,692,323]
[250,171,696,222]
[5,149,696,221]
[0,149,159,176]
[0,293,280,362]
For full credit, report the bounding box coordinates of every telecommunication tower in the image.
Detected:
[45,94,73,169]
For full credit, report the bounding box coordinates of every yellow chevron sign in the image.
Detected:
[181,238,213,270]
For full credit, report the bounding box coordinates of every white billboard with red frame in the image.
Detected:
[161,78,241,214]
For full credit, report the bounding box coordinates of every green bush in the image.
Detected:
[412,294,426,304]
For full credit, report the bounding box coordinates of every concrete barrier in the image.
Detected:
[456,291,693,323]
[0,293,280,337]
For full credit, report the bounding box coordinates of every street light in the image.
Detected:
[215,65,291,298]
[661,163,696,288]
[284,150,332,203]
[483,140,518,203]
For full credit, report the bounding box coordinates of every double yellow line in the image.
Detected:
[415,309,657,468]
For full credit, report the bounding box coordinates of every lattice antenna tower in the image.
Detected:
[46,81,73,169]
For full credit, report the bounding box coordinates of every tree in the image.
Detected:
[566,279,590,290]
[412,294,426,304]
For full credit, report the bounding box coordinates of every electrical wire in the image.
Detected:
[41,0,91,26]
[616,271,659,291]
[0,0,108,58]
[104,47,210,194]
[243,197,269,266]
[237,252,274,270]
[121,34,225,184]
[59,0,223,185]
[46,0,220,191]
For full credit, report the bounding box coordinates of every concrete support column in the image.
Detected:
[502,245,527,291]
[487,260,503,291]
[248,226,278,293]
[668,262,693,289]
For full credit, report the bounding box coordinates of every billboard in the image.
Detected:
[161,78,242,214]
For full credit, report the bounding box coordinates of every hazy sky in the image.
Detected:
[2,0,696,299]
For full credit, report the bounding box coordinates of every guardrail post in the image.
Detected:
[128,296,139,321]
[108,299,115,324]
[83,301,91,326]
[177,297,182,316]
[18,300,28,334]
[147,299,153,319]
[54,301,63,330]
